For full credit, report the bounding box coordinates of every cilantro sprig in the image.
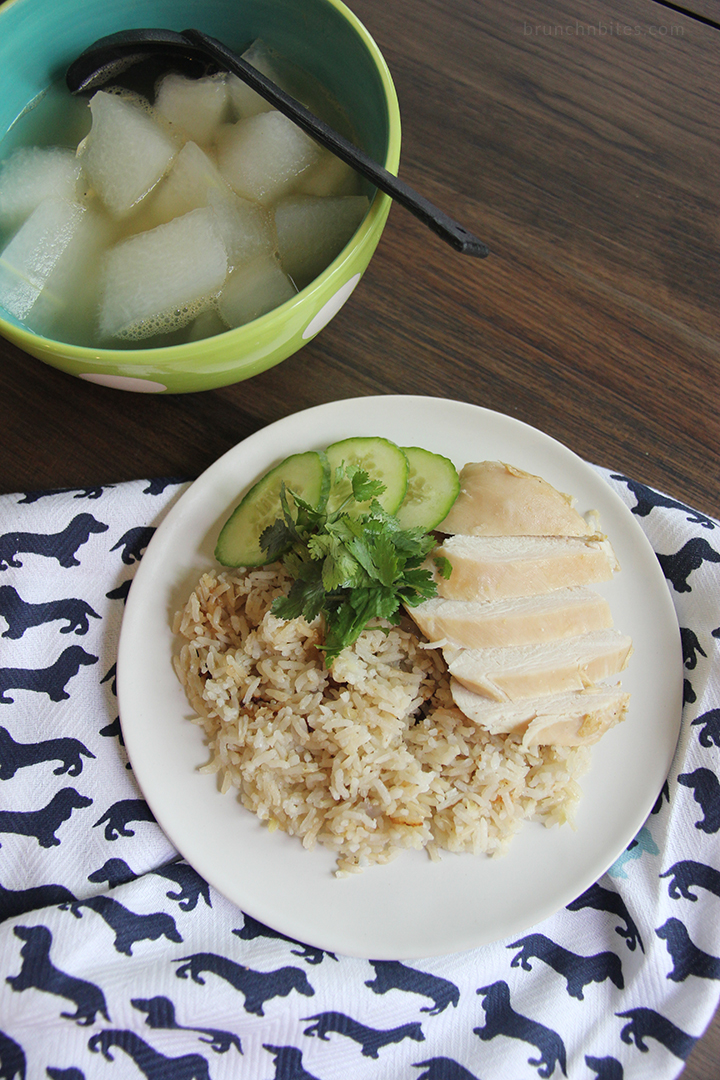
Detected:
[260,465,448,666]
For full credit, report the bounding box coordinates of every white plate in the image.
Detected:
[117,395,683,959]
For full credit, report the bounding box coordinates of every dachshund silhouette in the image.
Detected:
[110,526,156,565]
[0,586,100,639]
[661,858,720,902]
[143,477,188,496]
[154,862,211,911]
[174,953,315,1016]
[233,916,332,964]
[0,646,98,704]
[0,787,92,848]
[508,933,624,999]
[262,1045,321,1080]
[6,924,109,1025]
[364,960,460,1015]
[684,677,696,706]
[617,1006,696,1060]
[607,826,659,879]
[0,514,109,571]
[302,1011,425,1058]
[106,580,132,603]
[88,1030,210,1080]
[0,878,76,922]
[61,895,182,956]
[46,1068,86,1080]
[691,708,720,749]
[412,1058,480,1080]
[584,1055,623,1080]
[677,768,720,833]
[19,485,106,503]
[566,881,644,952]
[611,476,715,529]
[656,538,720,593]
[132,996,243,1054]
[656,917,720,982]
[99,717,124,743]
[0,1028,25,1080]
[88,856,211,911]
[0,726,95,779]
[100,663,117,696]
[680,626,707,670]
[93,798,156,839]
[474,981,567,1078]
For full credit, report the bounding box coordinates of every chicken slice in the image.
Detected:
[409,588,613,650]
[444,629,633,701]
[432,533,619,602]
[450,681,630,746]
[437,460,595,537]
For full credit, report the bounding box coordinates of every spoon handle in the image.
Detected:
[181,28,489,258]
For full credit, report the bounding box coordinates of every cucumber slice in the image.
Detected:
[325,436,409,516]
[395,446,460,530]
[215,450,330,566]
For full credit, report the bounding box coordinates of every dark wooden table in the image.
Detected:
[0,0,718,1072]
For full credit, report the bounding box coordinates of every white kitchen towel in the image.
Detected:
[0,468,718,1080]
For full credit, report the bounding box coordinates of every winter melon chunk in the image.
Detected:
[98,206,228,340]
[79,90,178,218]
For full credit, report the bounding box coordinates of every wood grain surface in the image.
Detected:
[0,0,718,1071]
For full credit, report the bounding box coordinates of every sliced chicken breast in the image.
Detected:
[409,587,613,650]
[445,629,634,701]
[450,680,630,746]
[432,533,619,601]
[437,460,595,537]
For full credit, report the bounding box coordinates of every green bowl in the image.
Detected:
[0,0,400,393]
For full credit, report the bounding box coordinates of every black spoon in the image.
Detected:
[66,27,489,258]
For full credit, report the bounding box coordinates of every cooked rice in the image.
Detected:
[173,565,591,875]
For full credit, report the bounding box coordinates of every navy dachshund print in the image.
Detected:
[301,1010,425,1057]
[262,1044,321,1080]
[412,1059,480,1080]
[474,981,567,1077]
[233,916,331,965]
[93,798,157,840]
[656,918,720,982]
[507,933,624,999]
[110,526,156,565]
[0,726,95,779]
[61,895,182,956]
[661,859,720,902]
[88,1030,211,1079]
[610,476,715,529]
[6,925,110,1025]
[0,878,77,922]
[0,585,100,639]
[584,1055,623,1080]
[656,538,720,593]
[0,514,108,570]
[566,881,644,952]
[691,708,720,748]
[0,646,98,704]
[617,1006,696,1060]
[0,1029,25,1080]
[174,953,315,1016]
[88,857,211,911]
[677,767,720,832]
[364,961,459,1014]
[132,996,243,1054]
[0,787,92,847]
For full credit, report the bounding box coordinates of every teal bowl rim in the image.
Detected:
[0,0,402,365]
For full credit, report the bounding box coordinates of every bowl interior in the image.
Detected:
[0,0,399,388]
